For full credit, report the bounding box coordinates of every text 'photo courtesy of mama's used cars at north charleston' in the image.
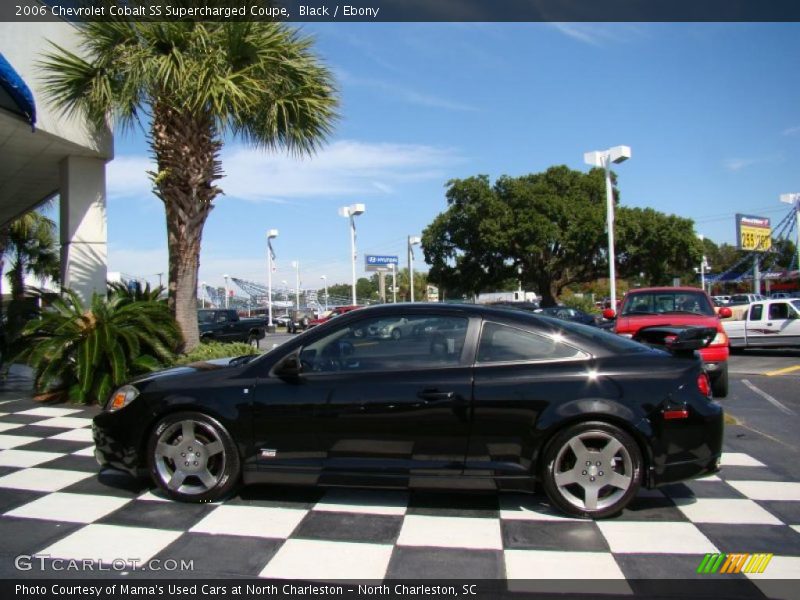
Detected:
[605,287,732,398]
[94,303,723,519]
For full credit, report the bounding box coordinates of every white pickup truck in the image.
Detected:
[723,299,800,350]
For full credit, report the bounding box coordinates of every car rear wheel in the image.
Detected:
[710,365,729,398]
[148,412,240,503]
[391,328,402,340]
[542,421,642,519]
[247,334,259,349]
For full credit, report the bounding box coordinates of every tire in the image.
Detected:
[541,421,642,519]
[391,328,402,340]
[710,365,729,398]
[729,346,744,355]
[247,334,259,350]
[147,411,240,503]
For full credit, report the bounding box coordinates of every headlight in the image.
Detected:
[618,333,634,339]
[711,331,728,345]
[107,385,139,412]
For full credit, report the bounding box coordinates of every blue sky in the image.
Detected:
[101,22,800,292]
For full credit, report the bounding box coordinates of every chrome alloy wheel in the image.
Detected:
[153,419,226,495]
[552,430,634,511]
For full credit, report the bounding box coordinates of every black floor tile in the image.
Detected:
[37,454,99,473]
[98,499,216,531]
[0,488,47,512]
[0,516,83,556]
[697,523,800,556]
[0,415,48,426]
[1,425,71,438]
[293,511,402,544]
[613,496,687,522]
[617,553,747,580]
[661,480,746,500]
[721,467,786,482]
[21,439,91,454]
[501,520,608,552]
[407,491,500,518]
[60,471,149,498]
[151,532,283,577]
[386,546,504,579]
[227,484,324,509]
[756,500,800,525]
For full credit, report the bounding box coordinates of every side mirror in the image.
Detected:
[718,307,732,319]
[274,352,302,378]
[602,308,616,320]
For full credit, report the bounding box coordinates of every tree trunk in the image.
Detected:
[150,103,222,352]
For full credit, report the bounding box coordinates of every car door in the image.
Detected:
[467,320,592,477]
[758,301,800,345]
[300,311,477,478]
[215,311,237,342]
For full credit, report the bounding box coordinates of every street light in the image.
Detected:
[223,274,230,309]
[780,193,800,282]
[320,275,328,311]
[408,235,421,302]
[339,203,366,305]
[584,145,632,311]
[291,261,300,310]
[281,280,289,302]
[391,263,397,303]
[266,229,278,327]
[696,234,710,292]
[200,281,206,308]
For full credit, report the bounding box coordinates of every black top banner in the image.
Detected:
[3,0,800,23]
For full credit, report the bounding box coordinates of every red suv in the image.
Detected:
[307,305,362,329]
[608,287,732,397]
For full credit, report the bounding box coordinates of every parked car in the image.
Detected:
[729,293,766,305]
[307,305,361,329]
[605,287,732,398]
[286,309,314,334]
[712,295,731,305]
[534,306,598,326]
[489,300,541,312]
[197,309,266,348]
[94,303,723,519]
[723,299,800,350]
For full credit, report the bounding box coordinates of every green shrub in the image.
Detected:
[16,289,182,404]
[174,341,258,365]
[560,294,599,315]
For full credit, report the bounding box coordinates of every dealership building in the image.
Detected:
[0,21,112,300]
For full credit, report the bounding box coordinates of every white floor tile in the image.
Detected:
[693,474,721,482]
[6,492,131,523]
[499,494,582,521]
[721,453,766,467]
[745,555,800,580]
[791,525,800,536]
[17,407,82,417]
[0,467,92,492]
[38,523,181,564]
[728,481,800,501]
[397,514,502,550]
[673,498,783,525]
[597,522,718,554]
[0,449,65,468]
[72,446,96,457]
[505,549,628,579]
[259,539,393,580]
[313,489,408,516]
[35,417,93,429]
[190,505,306,539]
[0,423,21,433]
[50,429,94,442]
[0,435,40,449]
[136,491,171,502]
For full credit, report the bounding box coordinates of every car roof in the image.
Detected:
[626,287,709,294]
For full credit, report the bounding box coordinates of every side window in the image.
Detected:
[216,312,230,324]
[769,303,789,320]
[477,322,587,363]
[299,314,468,373]
[749,304,763,321]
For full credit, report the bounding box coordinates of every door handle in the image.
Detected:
[417,390,455,401]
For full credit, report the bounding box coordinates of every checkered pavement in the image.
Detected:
[0,394,797,593]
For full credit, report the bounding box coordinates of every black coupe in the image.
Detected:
[94,303,723,518]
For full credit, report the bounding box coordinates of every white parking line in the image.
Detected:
[741,379,795,416]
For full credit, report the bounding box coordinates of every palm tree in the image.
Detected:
[16,289,182,404]
[40,19,338,350]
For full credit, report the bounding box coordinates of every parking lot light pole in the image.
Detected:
[339,204,365,305]
[267,229,278,327]
[584,145,632,311]
[780,193,800,283]
[408,236,421,302]
[320,275,328,311]
[223,274,230,309]
[200,281,206,308]
[291,260,300,310]
[391,263,397,303]
[697,234,707,292]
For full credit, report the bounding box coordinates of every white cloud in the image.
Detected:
[783,125,800,136]
[723,155,782,172]
[550,23,648,46]
[106,140,464,204]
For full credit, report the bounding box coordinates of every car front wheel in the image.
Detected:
[542,421,642,519]
[147,412,240,503]
[710,365,729,398]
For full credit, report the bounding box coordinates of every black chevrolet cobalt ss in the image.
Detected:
[94,303,723,518]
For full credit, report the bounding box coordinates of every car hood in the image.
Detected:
[616,313,720,333]
[129,357,245,385]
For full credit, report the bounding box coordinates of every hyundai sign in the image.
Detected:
[365,255,399,272]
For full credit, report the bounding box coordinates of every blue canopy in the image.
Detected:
[0,52,36,129]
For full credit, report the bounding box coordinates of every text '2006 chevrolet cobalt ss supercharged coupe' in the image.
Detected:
[94,303,723,518]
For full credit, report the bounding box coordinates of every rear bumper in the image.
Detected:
[699,344,728,365]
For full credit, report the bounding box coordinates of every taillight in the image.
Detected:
[711,330,728,346]
[697,372,711,397]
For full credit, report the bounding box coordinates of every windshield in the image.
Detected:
[792,300,800,314]
[197,311,215,324]
[621,291,714,316]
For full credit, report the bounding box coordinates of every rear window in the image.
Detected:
[541,318,651,355]
[621,291,714,317]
